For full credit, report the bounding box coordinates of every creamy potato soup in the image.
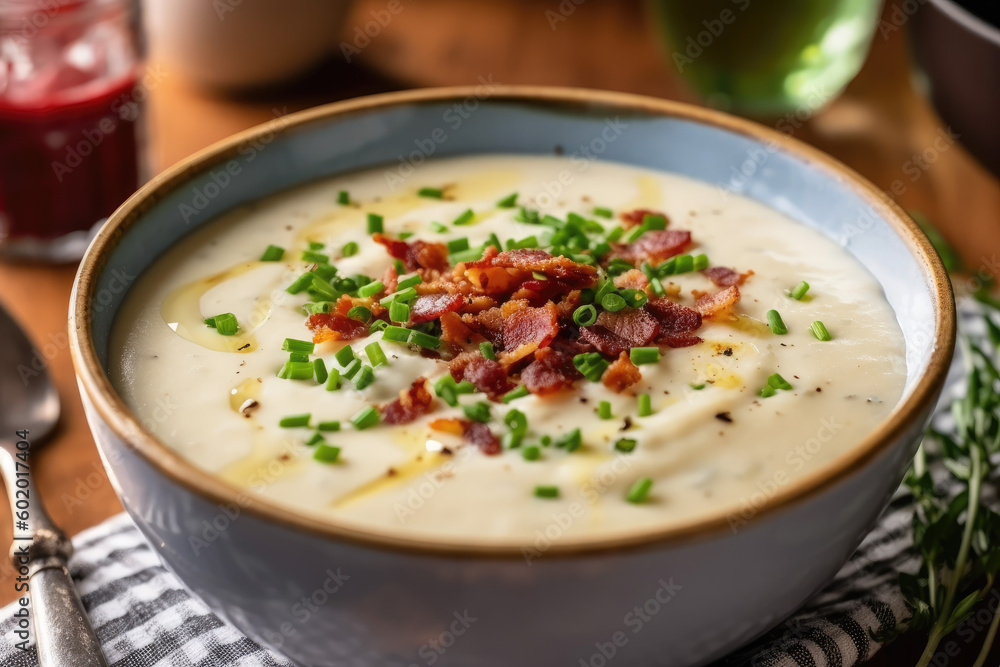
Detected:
[110,154,906,543]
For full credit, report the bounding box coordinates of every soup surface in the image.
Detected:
[110,155,906,544]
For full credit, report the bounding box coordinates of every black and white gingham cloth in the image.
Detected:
[0,305,990,667]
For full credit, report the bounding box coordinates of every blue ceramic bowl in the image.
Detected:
[70,87,954,667]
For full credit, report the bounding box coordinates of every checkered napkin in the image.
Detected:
[0,306,988,667]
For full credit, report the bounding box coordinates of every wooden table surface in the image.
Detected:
[1,0,998,664]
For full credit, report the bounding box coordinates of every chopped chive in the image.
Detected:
[305,432,325,447]
[534,485,559,498]
[347,305,372,322]
[629,347,660,365]
[357,280,384,298]
[431,221,448,233]
[341,241,359,257]
[353,364,375,390]
[504,409,528,437]
[556,428,582,452]
[389,300,411,323]
[541,435,552,447]
[573,304,598,326]
[314,264,338,281]
[502,386,530,403]
[759,384,776,398]
[286,271,317,294]
[690,383,706,390]
[649,276,666,297]
[382,325,411,343]
[301,250,328,264]
[313,359,328,384]
[768,373,793,391]
[317,420,341,432]
[452,209,475,226]
[789,281,810,300]
[277,361,315,380]
[341,358,362,380]
[614,438,637,453]
[692,254,709,271]
[522,445,541,461]
[409,330,441,349]
[598,401,612,420]
[325,368,342,391]
[434,376,459,406]
[447,237,470,253]
[208,313,238,336]
[810,320,832,341]
[393,259,405,274]
[337,190,350,205]
[573,352,609,382]
[601,293,627,312]
[367,213,384,234]
[766,310,788,335]
[637,393,653,417]
[626,478,654,504]
[308,241,325,251]
[497,192,518,208]
[502,432,523,449]
[418,187,443,199]
[369,319,389,334]
[485,232,503,251]
[380,286,418,305]
[279,413,310,428]
[260,244,285,261]
[463,402,491,423]
[455,380,475,394]
[450,246,486,264]
[288,351,309,363]
[365,341,389,367]
[480,341,496,361]
[334,345,355,367]
[305,301,333,315]
[593,206,613,219]
[605,226,624,243]
[203,316,216,328]
[282,338,315,354]
[620,288,648,308]
[396,274,422,290]
[675,255,694,274]
[351,406,380,430]
[313,443,341,463]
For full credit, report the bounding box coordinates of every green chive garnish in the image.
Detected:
[601,293,627,313]
[810,321,832,341]
[497,192,518,208]
[341,241,359,257]
[768,373,793,390]
[207,313,238,336]
[573,353,609,383]
[396,274,422,290]
[614,438,637,453]
[463,402,491,423]
[369,319,389,334]
[418,187,443,199]
[593,207,613,219]
[301,250,328,264]
[789,281,810,300]
[504,409,528,437]
[522,446,541,461]
[452,209,475,226]
[334,345,355,367]
[351,406,379,430]
[353,365,375,390]
[260,244,285,261]
[408,330,441,349]
[766,310,788,335]
[690,383,706,390]
[337,190,350,205]
[502,386,530,403]
[759,384,776,398]
[325,368,342,391]
[381,325,411,343]
[692,254,709,271]
[277,361,314,380]
[279,413,310,428]
[317,420,341,432]
[598,401,612,420]
[286,271,317,294]
[556,429,582,452]
[637,393,653,417]
[282,338,315,354]
[347,305,371,322]
[288,351,309,363]
[365,341,389,367]
[478,341,496,361]
[313,443,341,463]
[447,237,469,253]
[630,347,660,366]
[305,432,325,447]
[380,287,418,305]
[341,358,362,380]
[367,213,384,234]
[431,221,448,233]
[358,281,384,298]
[313,359,328,384]
[573,304,598,327]
[534,485,559,498]
[626,478,654,504]
[620,289,648,308]
[389,300,410,323]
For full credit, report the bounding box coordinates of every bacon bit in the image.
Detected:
[579,308,660,357]
[451,354,514,400]
[498,301,560,365]
[703,266,753,287]
[381,378,435,425]
[555,290,582,320]
[411,293,465,324]
[645,298,703,347]
[460,247,597,296]
[464,421,501,456]
[429,417,465,435]
[522,347,581,395]
[613,269,650,291]
[602,352,642,393]
[381,264,399,294]
[373,233,449,272]
[461,295,497,313]
[439,312,477,346]
[615,230,692,264]
[620,208,668,229]
[307,312,368,343]
[694,285,741,319]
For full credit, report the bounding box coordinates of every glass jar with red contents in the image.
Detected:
[0,0,146,262]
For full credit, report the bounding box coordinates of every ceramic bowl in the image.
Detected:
[69,87,955,667]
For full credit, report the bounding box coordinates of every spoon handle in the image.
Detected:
[1,446,109,667]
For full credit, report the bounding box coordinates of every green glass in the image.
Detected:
[649,0,883,118]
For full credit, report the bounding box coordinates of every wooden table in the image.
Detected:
[1,1,998,664]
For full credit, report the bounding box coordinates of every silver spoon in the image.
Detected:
[0,303,108,666]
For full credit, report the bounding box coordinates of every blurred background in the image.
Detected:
[1,0,999,664]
